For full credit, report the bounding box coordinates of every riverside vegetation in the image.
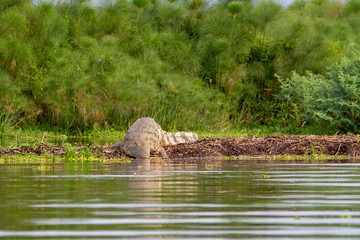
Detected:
[2,134,360,160]
[1,0,360,137]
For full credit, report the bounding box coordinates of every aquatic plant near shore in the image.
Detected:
[0,153,131,164]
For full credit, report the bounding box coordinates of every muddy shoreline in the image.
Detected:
[1,134,360,159]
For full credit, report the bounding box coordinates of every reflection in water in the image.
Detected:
[127,159,162,203]
[0,158,360,239]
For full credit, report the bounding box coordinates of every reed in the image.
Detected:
[1,0,360,134]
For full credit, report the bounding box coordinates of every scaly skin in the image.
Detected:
[110,118,198,158]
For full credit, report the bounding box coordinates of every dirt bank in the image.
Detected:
[163,134,360,158]
[1,134,360,159]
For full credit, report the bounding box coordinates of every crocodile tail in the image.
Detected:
[161,131,198,145]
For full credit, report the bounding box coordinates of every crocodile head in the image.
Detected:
[123,137,150,159]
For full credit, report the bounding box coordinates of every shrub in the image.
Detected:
[278,51,360,132]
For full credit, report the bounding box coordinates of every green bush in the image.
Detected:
[278,52,360,132]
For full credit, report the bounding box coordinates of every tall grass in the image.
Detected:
[0,95,19,137]
[1,0,360,134]
[0,107,17,137]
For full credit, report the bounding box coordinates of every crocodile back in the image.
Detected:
[161,131,198,145]
[126,118,162,135]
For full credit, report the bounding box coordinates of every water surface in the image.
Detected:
[1,158,360,239]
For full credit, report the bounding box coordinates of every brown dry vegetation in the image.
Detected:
[163,134,360,159]
[1,134,360,159]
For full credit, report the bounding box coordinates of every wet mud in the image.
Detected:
[1,134,360,159]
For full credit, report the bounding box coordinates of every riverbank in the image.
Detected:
[1,134,359,160]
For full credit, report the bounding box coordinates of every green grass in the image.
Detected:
[222,153,350,161]
[0,151,350,165]
[0,153,131,164]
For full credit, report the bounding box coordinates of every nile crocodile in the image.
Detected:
[110,118,198,158]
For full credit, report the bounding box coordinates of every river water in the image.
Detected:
[1,158,360,239]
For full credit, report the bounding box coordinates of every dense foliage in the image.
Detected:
[278,51,360,132]
[1,0,360,134]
